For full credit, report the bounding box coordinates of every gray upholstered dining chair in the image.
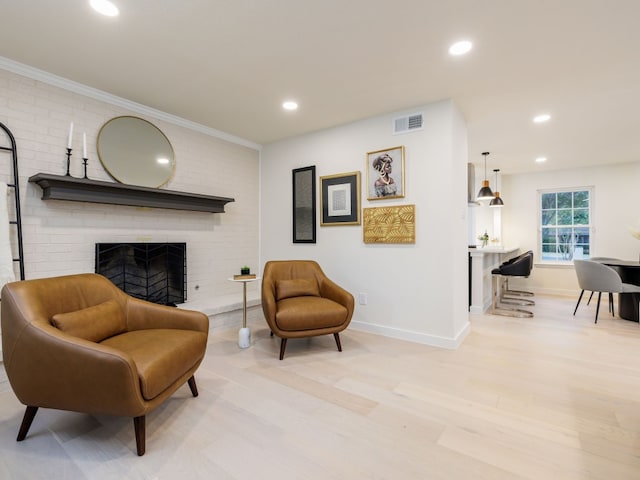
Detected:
[573,259,640,323]
[582,257,621,309]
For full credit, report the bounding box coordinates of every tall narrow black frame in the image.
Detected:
[292,165,316,243]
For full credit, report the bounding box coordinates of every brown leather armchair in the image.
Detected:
[1,273,209,456]
[261,260,354,360]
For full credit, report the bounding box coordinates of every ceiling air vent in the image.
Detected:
[392,112,424,135]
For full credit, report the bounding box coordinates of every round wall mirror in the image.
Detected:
[97,116,175,188]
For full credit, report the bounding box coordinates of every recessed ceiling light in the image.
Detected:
[282,101,298,111]
[448,41,473,56]
[90,0,119,17]
[533,114,551,123]
[535,157,547,163]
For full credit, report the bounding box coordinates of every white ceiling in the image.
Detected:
[1,0,639,174]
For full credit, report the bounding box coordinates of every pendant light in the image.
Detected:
[490,168,504,207]
[476,152,494,201]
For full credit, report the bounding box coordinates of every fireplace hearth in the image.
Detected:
[95,243,186,305]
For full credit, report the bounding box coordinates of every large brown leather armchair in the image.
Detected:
[1,273,209,456]
[261,260,354,360]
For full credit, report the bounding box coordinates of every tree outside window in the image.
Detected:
[539,188,592,262]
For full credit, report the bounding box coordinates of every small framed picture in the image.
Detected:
[366,145,405,200]
[320,171,361,226]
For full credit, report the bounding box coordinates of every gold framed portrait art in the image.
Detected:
[366,145,405,200]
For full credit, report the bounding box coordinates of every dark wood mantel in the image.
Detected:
[28,173,235,213]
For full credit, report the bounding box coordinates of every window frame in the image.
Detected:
[537,186,594,264]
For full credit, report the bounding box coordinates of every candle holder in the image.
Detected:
[65,148,72,176]
[83,158,89,179]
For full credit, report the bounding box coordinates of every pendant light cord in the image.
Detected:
[483,152,489,181]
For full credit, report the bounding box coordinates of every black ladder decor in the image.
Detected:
[0,121,25,280]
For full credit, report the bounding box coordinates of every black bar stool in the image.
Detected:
[502,251,535,299]
[490,253,534,318]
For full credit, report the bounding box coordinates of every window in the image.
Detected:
[539,187,592,262]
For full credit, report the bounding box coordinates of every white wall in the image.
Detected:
[260,100,470,348]
[0,68,260,302]
[499,162,640,295]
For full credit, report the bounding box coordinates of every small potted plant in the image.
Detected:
[240,265,250,275]
[478,231,489,248]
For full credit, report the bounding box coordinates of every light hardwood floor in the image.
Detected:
[1,294,639,479]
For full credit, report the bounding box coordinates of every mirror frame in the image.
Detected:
[97,116,176,188]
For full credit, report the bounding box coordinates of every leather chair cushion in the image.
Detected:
[275,296,348,331]
[495,255,531,276]
[276,277,320,301]
[100,329,208,400]
[51,299,127,343]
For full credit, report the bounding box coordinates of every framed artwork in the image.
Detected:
[292,166,316,243]
[366,145,405,200]
[363,204,415,244]
[320,171,361,226]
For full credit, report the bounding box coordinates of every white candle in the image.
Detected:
[83,132,87,158]
[67,122,74,149]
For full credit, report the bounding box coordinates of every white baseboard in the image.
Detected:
[349,319,470,350]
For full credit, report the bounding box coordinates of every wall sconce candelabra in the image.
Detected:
[64,122,90,179]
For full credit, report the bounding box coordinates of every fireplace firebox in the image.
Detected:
[95,243,186,305]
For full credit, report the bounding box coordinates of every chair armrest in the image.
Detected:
[261,282,277,328]
[4,323,147,417]
[125,297,209,332]
[319,277,355,316]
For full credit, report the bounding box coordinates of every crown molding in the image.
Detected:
[0,56,262,151]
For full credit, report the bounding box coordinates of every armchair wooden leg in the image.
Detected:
[133,415,146,456]
[333,333,342,352]
[187,376,198,397]
[279,338,287,360]
[17,406,39,441]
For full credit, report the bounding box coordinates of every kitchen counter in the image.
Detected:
[469,246,519,313]
[468,246,518,254]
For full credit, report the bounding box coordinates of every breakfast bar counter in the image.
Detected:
[469,246,519,313]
